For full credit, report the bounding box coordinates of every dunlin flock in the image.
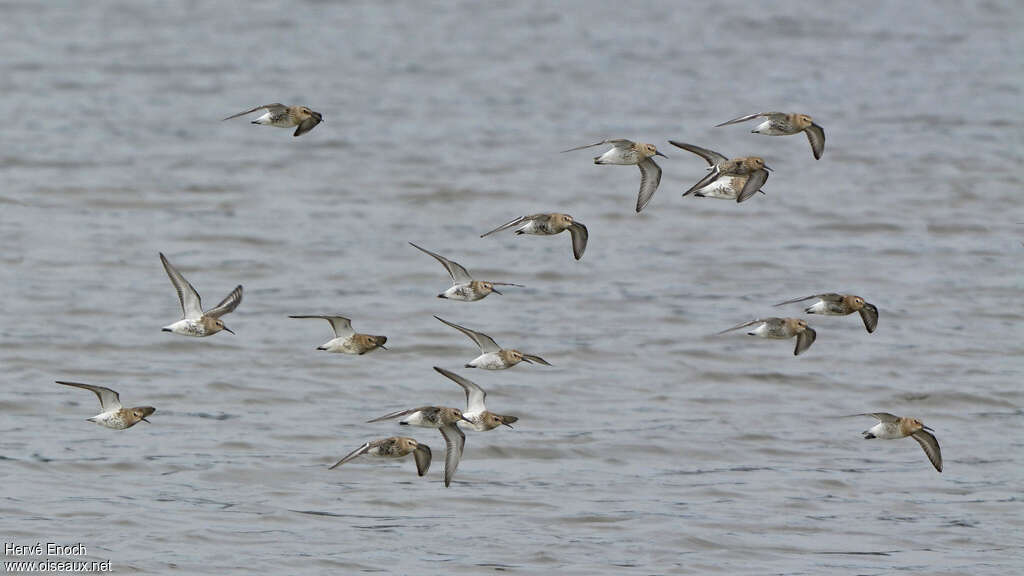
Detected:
[55,102,947,494]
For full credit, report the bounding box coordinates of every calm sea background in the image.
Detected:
[1,1,1021,574]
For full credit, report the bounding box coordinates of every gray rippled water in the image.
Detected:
[1,1,1022,574]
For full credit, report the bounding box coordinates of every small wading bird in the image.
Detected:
[435,315,551,369]
[57,381,155,430]
[160,253,242,337]
[433,367,518,431]
[717,317,817,356]
[669,141,767,203]
[855,412,942,472]
[714,112,825,159]
[775,293,878,333]
[409,242,523,301]
[480,213,588,261]
[562,139,667,212]
[222,103,323,137]
[288,315,388,354]
[368,406,471,487]
[673,145,771,204]
[329,437,432,477]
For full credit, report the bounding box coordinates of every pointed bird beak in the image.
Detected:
[764,164,774,171]
[922,425,934,432]
[655,151,668,158]
[502,421,514,429]
[379,344,389,350]
[460,415,473,424]
[222,326,235,335]
[141,417,151,424]
[520,356,533,364]
[492,287,503,295]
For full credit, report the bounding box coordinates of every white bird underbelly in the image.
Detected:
[515,220,548,235]
[468,353,510,370]
[594,147,638,165]
[163,319,207,337]
[441,284,482,301]
[805,300,845,315]
[867,422,902,439]
[457,417,489,432]
[319,336,363,354]
[748,323,787,339]
[752,120,791,135]
[254,111,292,127]
[402,411,437,428]
[89,410,129,430]
[693,176,744,199]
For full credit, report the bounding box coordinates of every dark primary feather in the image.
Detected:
[859,304,879,333]
[737,169,769,203]
[794,328,816,356]
[805,123,826,159]
[911,430,942,472]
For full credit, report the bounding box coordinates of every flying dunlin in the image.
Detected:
[435,315,551,369]
[433,367,518,431]
[223,103,323,137]
[856,412,942,472]
[368,406,470,487]
[56,381,155,430]
[288,315,387,354]
[328,437,432,477]
[480,213,588,260]
[160,253,242,337]
[718,317,817,356]
[669,141,767,202]
[715,112,825,159]
[409,242,522,301]
[775,293,878,333]
[562,139,666,212]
